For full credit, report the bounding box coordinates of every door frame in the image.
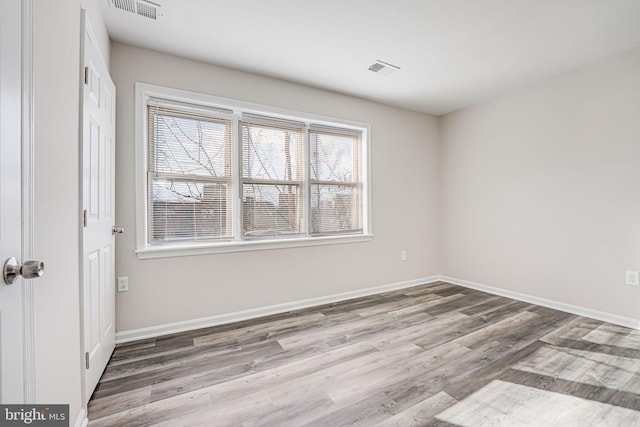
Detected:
[20,0,36,404]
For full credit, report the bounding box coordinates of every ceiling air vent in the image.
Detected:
[368,60,400,76]
[110,0,161,20]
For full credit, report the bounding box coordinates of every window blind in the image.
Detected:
[240,119,304,238]
[147,101,233,243]
[309,127,363,235]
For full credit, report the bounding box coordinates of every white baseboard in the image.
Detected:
[74,409,88,427]
[116,274,639,344]
[441,275,640,330]
[115,276,442,343]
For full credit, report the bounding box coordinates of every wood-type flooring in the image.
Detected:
[88,282,640,426]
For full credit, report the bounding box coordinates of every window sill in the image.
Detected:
[135,234,374,259]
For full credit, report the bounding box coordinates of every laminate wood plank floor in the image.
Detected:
[88,282,640,426]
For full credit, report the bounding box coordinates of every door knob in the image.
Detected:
[3,257,45,285]
[112,226,125,235]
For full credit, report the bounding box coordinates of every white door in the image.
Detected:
[0,0,24,403]
[81,13,117,401]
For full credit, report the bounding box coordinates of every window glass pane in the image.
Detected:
[147,102,233,245]
[311,184,362,235]
[310,128,363,235]
[243,183,301,237]
[310,131,359,182]
[242,123,303,181]
[149,179,232,242]
[149,107,231,178]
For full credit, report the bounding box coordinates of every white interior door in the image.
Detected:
[0,0,24,404]
[81,13,116,401]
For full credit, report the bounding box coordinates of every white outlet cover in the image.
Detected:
[625,270,639,286]
[117,276,129,292]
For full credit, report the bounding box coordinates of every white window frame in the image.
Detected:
[135,83,372,259]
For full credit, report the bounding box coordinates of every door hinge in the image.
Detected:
[85,352,90,369]
[84,66,89,85]
[83,209,88,227]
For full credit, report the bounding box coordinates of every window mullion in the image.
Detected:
[239,178,303,186]
[303,125,310,236]
[150,171,231,183]
[232,114,242,242]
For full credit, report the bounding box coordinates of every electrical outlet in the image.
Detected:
[625,270,639,286]
[401,250,407,262]
[117,276,129,292]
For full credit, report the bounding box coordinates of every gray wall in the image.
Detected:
[81,0,110,66]
[111,43,441,333]
[112,42,640,335]
[440,48,640,321]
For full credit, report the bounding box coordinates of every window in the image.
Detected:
[310,126,363,235]
[135,84,371,258]
[147,99,233,243]
[241,117,304,238]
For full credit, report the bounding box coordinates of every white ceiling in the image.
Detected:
[99,0,640,116]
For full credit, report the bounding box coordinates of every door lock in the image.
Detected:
[112,226,125,235]
[3,257,45,285]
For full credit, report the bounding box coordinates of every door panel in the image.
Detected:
[0,0,24,403]
[82,12,116,401]
[89,118,100,218]
[86,250,99,355]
